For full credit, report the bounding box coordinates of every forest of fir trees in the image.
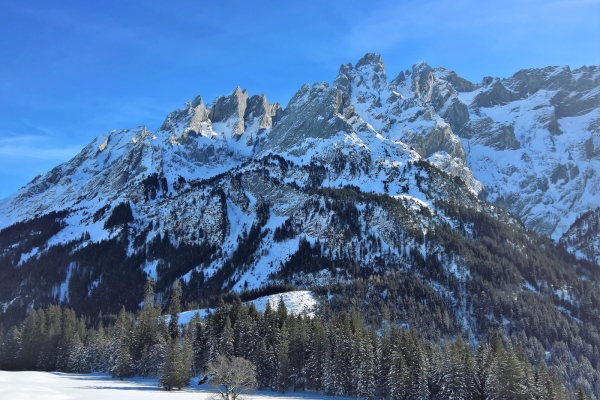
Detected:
[0,280,591,400]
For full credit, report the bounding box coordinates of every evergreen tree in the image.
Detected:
[159,338,191,390]
[193,318,210,375]
[132,278,165,376]
[112,343,134,380]
[159,339,177,391]
[306,320,327,392]
[37,305,62,370]
[355,335,376,400]
[474,342,491,400]
[576,384,590,400]
[499,350,531,399]
[388,345,409,400]
[276,321,290,393]
[3,326,22,370]
[19,309,44,370]
[67,334,91,373]
[167,281,182,341]
[221,316,234,358]
[405,328,429,400]
[288,314,308,391]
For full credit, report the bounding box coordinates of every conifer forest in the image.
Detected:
[0,279,591,399]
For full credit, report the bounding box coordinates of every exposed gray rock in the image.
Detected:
[389,71,406,89]
[260,83,353,157]
[402,122,466,161]
[245,94,282,131]
[472,79,516,108]
[209,87,249,136]
[2,52,599,266]
[159,96,210,137]
[442,70,476,92]
[411,62,435,101]
[441,98,470,133]
[355,53,387,91]
[550,163,579,185]
[461,117,520,150]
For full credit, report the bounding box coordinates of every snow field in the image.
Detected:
[0,371,351,400]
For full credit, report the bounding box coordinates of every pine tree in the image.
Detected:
[112,343,134,380]
[159,338,191,390]
[167,281,182,341]
[159,339,177,391]
[173,337,192,389]
[193,318,210,375]
[405,328,429,400]
[306,320,326,392]
[576,384,590,400]
[355,335,376,400]
[500,350,531,399]
[132,278,164,376]
[19,309,44,370]
[475,342,491,400]
[388,345,409,400]
[288,314,308,391]
[56,308,79,372]
[3,326,22,370]
[221,316,234,357]
[378,326,394,399]
[67,335,91,373]
[532,364,547,400]
[276,320,289,393]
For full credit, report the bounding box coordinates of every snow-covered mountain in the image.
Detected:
[2,53,600,394]
[3,54,598,264]
[1,51,599,310]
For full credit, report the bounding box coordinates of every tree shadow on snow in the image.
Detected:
[74,385,163,391]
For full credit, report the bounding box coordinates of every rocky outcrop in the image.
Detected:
[402,121,466,161]
[471,79,516,108]
[461,118,520,150]
[209,87,249,137]
[245,94,282,130]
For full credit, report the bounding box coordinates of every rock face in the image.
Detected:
[452,65,600,262]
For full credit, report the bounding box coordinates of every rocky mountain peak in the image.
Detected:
[433,68,476,93]
[355,52,385,70]
[354,52,387,90]
[411,61,435,101]
[208,86,249,137]
[245,94,282,131]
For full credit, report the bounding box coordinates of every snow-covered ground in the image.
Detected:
[0,371,347,400]
[174,290,317,325]
[248,290,317,316]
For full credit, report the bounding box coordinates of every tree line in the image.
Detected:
[0,281,588,400]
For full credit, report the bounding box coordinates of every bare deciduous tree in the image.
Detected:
[206,355,257,400]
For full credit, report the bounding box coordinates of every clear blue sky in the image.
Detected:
[1,0,599,199]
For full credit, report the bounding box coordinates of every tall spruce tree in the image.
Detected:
[167,281,182,341]
[112,342,134,380]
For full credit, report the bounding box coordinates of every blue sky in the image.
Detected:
[1,0,599,199]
